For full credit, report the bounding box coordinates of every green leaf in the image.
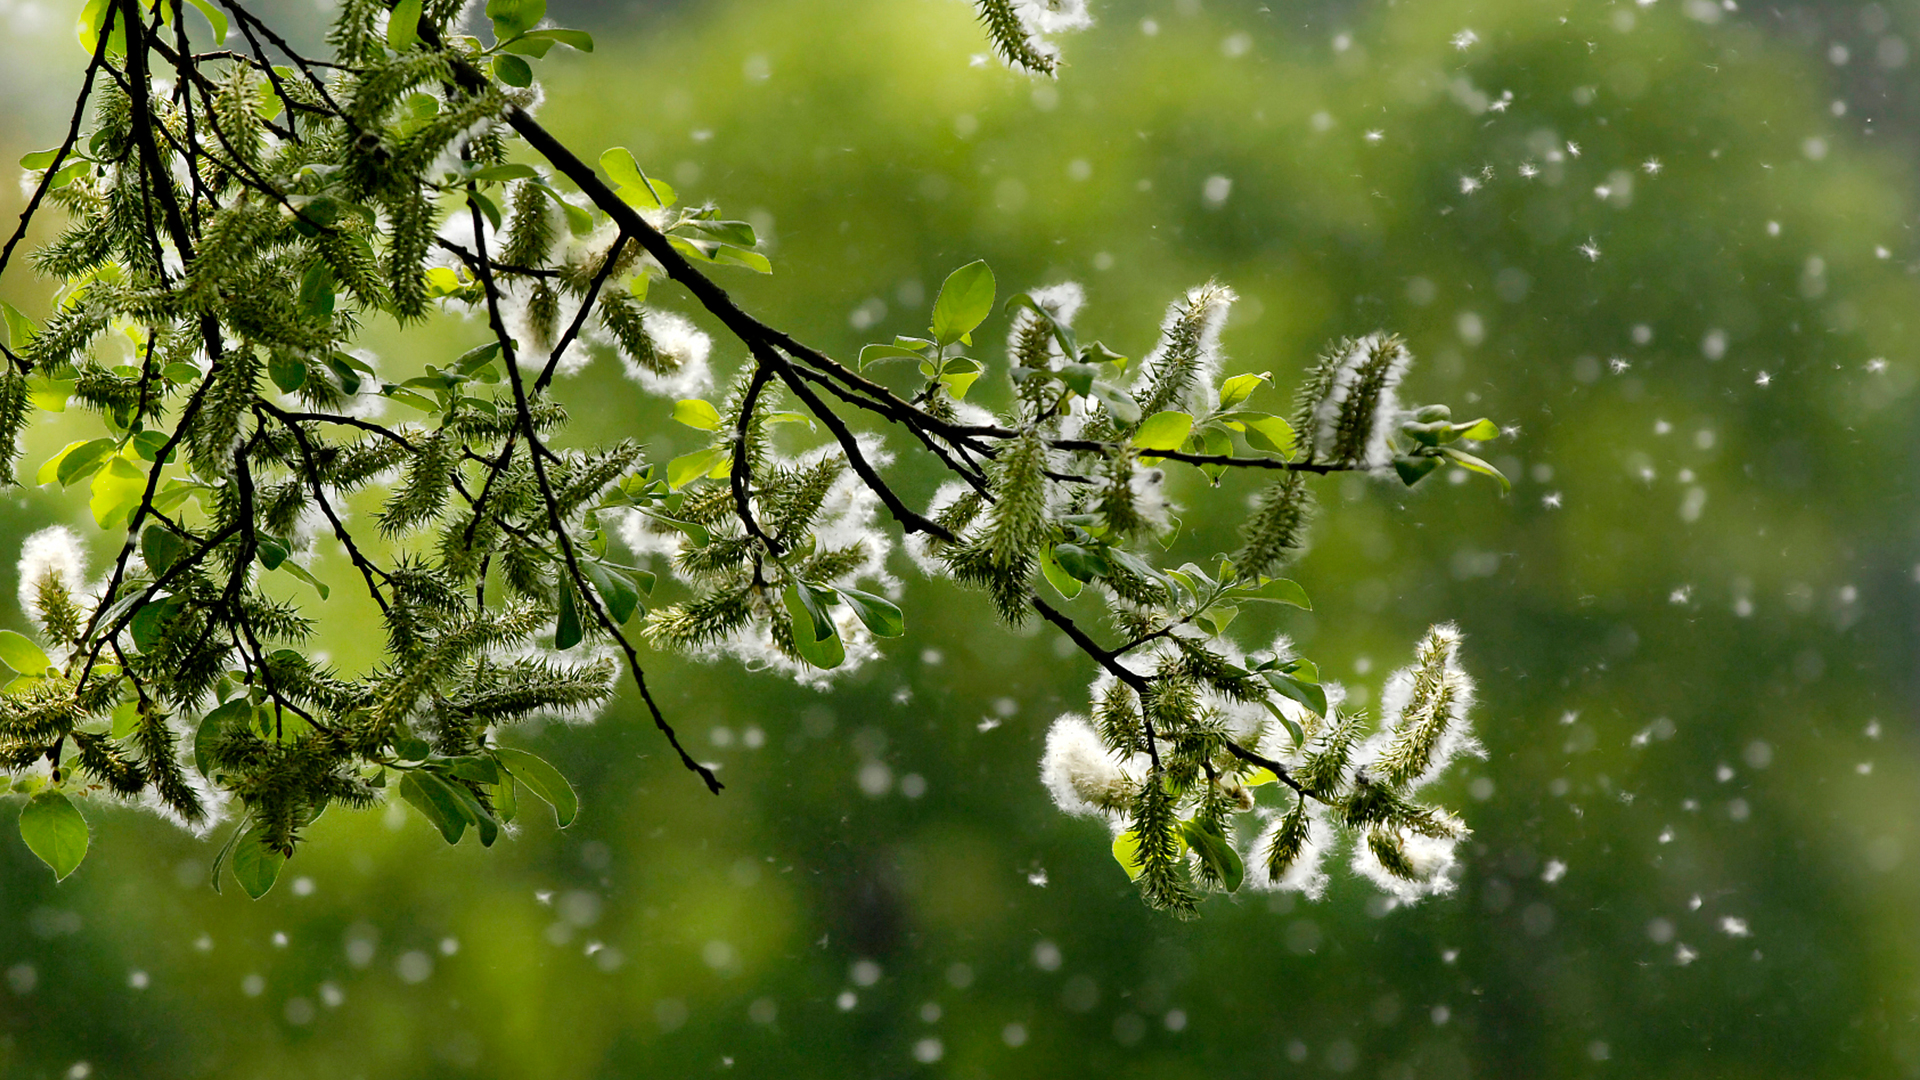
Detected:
[782,584,844,669]
[672,398,722,431]
[398,771,469,844]
[1439,447,1511,492]
[268,351,308,394]
[929,260,995,346]
[1241,414,1296,455]
[1260,699,1307,747]
[492,53,533,87]
[857,343,925,369]
[231,832,286,899]
[1218,372,1270,409]
[1454,418,1500,442]
[1263,675,1327,721]
[429,769,499,847]
[20,792,88,881]
[493,776,519,824]
[1051,542,1108,583]
[494,747,578,827]
[386,0,421,50]
[706,246,773,274]
[281,561,331,600]
[1181,819,1245,892]
[1238,577,1310,609]
[520,27,592,51]
[599,148,675,208]
[1038,545,1083,599]
[486,0,546,39]
[554,581,582,649]
[580,560,641,625]
[1132,411,1194,453]
[1090,382,1141,425]
[185,0,229,43]
[89,455,146,529]
[254,535,290,571]
[51,438,114,487]
[129,596,185,655]
[1112,829,1147,881]
[141,525,187,576]
[129,430,173,463]
[1394,454,1443,487]
[665,446,728,490]
[298,262,336,321]
[1,301,37,350]
[835,587,905,638]
[110,700,141,739]
[0,631,51,676]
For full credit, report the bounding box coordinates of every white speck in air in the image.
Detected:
[1578,238,1601,261]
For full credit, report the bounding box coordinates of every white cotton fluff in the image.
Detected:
[1242,801,1334,899]
[1040,713,1132,817]
[1350,830,1461,904]
[16,526,89,635]
[500,282,595,379]
[620,309,713,399]
[1014,0,1093,35]
[138,763,230,838]
[1309,333,1411,471]
[1129,282,1236,415]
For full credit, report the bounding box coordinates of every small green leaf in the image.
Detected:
[857,343,925,369]
[665,446,727,490]
[1241,414,1296,455]
[1454,418,1500,442]
[554,581,582,650]
[782,584,844,669]
[2,302,38,351]
[1218,372,1270,409]
[88,455,146,529]
[1440,446,1511,492]
[298,262,336,321]
[580,560,641,625]
[672,398,722,431]
[521,26,592,51]
[54,438,115,487]
[1181,819,1245,893]
[485,0,546,39]
[281,561,331,600]
[0,631,51,676]
[1051,542,1108,583]
[130,596,186,655]
[494,747,578,827]
[598,148,675,208]
[141,525,187,576]
[268,351,308,394]
[1132,411,1194,453]
[1238,577,1310,609]
[1112,829,1146,881]
[1038,545,1083,599]
[110,700,141,739]
[20,791,88,882]
[1263,675,1327,721]
[929,260,995,346]
[492,53,533,87]
[1394,454,1443,487]
[835,587,904,638]
[386,0,421,51]
[1260,699,1307,747]
[493,776,519,824]
[399,771,468,844]
[231,832,286,898]
[185,0,228,43]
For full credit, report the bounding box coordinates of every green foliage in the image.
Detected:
[0,0,1498,912]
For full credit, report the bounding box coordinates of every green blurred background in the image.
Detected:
[4,0,1920,1075]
